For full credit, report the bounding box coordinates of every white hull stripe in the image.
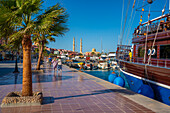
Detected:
[120,68,170,89]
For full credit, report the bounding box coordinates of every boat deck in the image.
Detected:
[0,64,169,113]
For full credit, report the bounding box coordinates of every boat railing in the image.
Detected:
[132,57,170,68]
[133,14,170,38]
[119,55,170,68]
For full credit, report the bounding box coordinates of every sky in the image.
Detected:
[43,0,169,53]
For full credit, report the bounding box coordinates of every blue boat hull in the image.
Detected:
[121,69,170,105]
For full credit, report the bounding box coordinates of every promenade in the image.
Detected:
[0,63,169,113]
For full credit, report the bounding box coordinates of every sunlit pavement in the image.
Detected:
[0,63,169,113]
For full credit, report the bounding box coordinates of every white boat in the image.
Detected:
[98,61,110,70]
[100,54,108,61]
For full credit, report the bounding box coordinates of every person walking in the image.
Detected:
[79,62,85,72]
[52,57,58,71]
[48,56,52,67]
[58,58,62,73]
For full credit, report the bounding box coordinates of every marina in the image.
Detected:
[0,0,170,112]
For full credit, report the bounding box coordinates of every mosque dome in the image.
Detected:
[92,48,96,52]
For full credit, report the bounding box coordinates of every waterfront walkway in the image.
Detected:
[0,64,169,113]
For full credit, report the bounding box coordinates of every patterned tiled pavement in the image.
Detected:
[0,64,168,113]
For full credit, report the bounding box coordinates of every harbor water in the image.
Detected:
[84,69,130,89]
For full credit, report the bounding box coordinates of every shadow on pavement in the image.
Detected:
[0,73,74,85]
[42,97,55,104]
[42,89,136,105]
[63,70,78,73]
[0,68,15,77]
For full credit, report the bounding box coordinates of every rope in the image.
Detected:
[143,0,167,86]
[123,1,135,43]
[139,0,146,24]
[124,0,138,47]
[119,0,131,45]
[143,4,151,64]
[118,0,137,78]
[136,10,170,12]
[117,0,131,76]
[147,0,167,65]
[119,0,125,45]
[135,0,156,11]
[121,0,140,61]
[122,0,138,61]
[126,0,140,46]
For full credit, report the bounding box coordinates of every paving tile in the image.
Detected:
[124,110,136,113]
[52,110,63,113]
[0,65,156,113]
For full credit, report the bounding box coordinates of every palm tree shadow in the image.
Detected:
[63,70,78,73]
[42,89,136,105]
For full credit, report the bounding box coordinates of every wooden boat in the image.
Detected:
[117,13,170,105]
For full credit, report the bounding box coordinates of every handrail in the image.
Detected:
[133,14,170,37]
[132,57,170,68]
[139,14,170,26]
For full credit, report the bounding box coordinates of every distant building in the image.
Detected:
[80,38,82,53]
[32,43,81,57]
[85,48,100,56]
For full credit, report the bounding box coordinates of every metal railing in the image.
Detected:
[132,57,170,68]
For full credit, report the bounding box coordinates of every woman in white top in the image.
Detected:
[58,58,62,73]
[52,57,58,71]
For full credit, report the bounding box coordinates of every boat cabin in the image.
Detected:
[132,14,170,68]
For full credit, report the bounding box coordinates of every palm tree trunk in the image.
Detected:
[22,35,32,96]
[36,43,43,70]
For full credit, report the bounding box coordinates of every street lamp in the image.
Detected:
[13,50,19,73]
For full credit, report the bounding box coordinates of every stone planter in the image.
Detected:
[1,92,43,107]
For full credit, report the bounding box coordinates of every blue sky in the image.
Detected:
[43,0,169,53]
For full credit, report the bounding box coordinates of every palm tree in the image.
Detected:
[32,5,68,70]
[97,53,101,57]
[0,0,42,96]
[91,52,95,56]
[0,0,68,96]
[0,11,15,60]
[33,35,56,70]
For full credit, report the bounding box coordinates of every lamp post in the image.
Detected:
[13,51,19,73]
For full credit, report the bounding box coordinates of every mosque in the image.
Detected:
[72,37,100,56]
[85,48,100,56]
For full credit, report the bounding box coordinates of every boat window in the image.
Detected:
[160,45,170,59]
[138,47,144,57]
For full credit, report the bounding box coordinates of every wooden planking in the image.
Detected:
[120,61,170,86]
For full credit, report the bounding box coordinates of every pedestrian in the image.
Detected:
[52,57,58,71]
[2,56,4,61]
[78,62,85,72]
[129,50,132,62]
[48,56,52,67]
[90,62,92,70]
[58,58,62,73]
[107,59,111,70]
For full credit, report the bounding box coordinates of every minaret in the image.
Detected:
[80,38,82,53]
[73,37,75,52]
